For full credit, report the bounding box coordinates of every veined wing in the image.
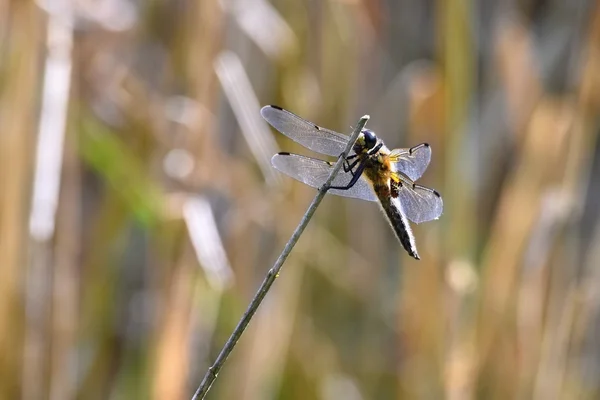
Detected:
[391,176,443,224]
[389,143,431,181]
[271,153,377,202]
[261,105,349,157]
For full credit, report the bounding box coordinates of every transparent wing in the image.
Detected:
[261,105,349,157]
[271,153,377,202]
[389,143,431,181]
[392,178,443,224]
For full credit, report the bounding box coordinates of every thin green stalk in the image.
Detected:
[191,113,370,400]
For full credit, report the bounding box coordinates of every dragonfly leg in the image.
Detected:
[328,161,367,190]
[343,158,360,173]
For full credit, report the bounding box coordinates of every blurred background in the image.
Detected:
[1,0,600,399]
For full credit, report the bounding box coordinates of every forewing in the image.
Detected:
[389,143,431,181]
[393,179,443,224]
[271,153,377,202]
[261,105,348,157]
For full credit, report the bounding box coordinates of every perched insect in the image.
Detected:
[262,105,442,259]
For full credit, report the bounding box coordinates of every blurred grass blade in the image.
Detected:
[183,196,234,290]
[28,7,73,241]
[214,51,280,184]
[23,6,73,400]
[227,0,297,60]
[78,117,163,227]
[522,189,574,269]
[320,374,364,400]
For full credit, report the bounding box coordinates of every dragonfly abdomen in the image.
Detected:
[374,186,420,260]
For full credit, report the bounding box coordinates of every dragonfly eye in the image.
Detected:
[362,129,377,150]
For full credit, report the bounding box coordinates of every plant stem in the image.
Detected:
[191,113,370,400]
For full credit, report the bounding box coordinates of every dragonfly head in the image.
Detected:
[360,129,378,151]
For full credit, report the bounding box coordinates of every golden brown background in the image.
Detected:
[1,0,600,399]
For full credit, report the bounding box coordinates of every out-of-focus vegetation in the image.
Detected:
[1,0,600,399]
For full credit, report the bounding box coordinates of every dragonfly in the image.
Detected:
[262,105,443,260]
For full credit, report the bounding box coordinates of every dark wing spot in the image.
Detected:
[412,183,417,189]
[409,143,429,155]
[433,190,441,197]
[271,105,284,110]
[314,124,321,130]
[278,152,291,155]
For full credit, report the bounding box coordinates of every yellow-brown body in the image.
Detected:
[353,140,419,259]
